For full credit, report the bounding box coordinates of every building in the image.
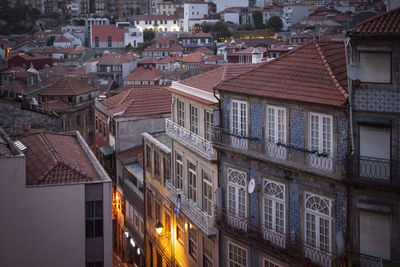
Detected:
[133,15,180,33]
[143,38,183,59]
[156,1,182,15]
[142,131,173,267]
[38,76,99,144]
[7,52,53,69]
[213,40,350,266]
[179,52,204,70]
[183,2,208,32]
[123,66,165,86]
[178,32,213,53]
[90,25,143,54]
[94,52,138,85]
[346,7,400,265]
[227,47,267,63]
[214,0,248,13]
[53,35,74,48]
[159,64,257,267]
[0,129,112,267]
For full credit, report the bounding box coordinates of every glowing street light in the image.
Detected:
[155,221,163,235]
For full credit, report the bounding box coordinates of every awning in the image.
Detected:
[125,162,143,182]
[100,145,115,156]
[357,117,392,127]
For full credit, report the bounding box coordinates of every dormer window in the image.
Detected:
[27,77,33,86]
[359,52,391,83]
[107,36,112,47]
[68,96,74,104]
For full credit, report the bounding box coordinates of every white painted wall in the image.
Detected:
[124,28,144,47]
[215,0,248,13]
[183,3,208,32]
[224,13,240,24]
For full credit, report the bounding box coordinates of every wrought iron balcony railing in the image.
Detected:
[166,180,216,236]
[347,155,398,183]
[213,127,346,180]
[166,119,217,161]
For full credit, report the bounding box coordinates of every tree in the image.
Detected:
[265,15,283,33]
[138,41,152,52]
[143,28,155,42]
[252,11,263,28]
[212,21,229,35]
[201,23,212,33]
[46,36,55,46]
[243,24,254,31]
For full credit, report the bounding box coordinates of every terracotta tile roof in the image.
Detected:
[354,7,400,36]
[181,52,204,63]
[101,86,171,117]
[193,31,212,38]
[144,42,183,52]
[54,35,72,43]
[193,47,214,54]
[215,41,348,107]
[91,25,128,42]
[2,66,25,73]
[39,76,97,96]
[117,145,143,163]
[124,66,165,81]
[97,52,136,65]
[139,58,159,64]
[158,56,179,63]
[18,132,101,185]
[40,99,69,110]
[2,81,26,94]
[205,55,224,61]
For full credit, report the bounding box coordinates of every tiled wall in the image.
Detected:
[354,89,400,113]
[250,103,263,142]
[337,117,349,157]
[289,109,305,148]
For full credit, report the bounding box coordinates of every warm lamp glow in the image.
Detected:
[155,221,163,235]
[184,223,188,230]
[130,238,136,247]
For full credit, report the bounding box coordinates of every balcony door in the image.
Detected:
[359,125,390,181]
[231,100,248,150]
[309,113,333,171]
[227,168,247,231]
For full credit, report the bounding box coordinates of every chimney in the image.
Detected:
[252,48,262,64]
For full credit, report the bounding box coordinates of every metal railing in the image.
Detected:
[166,180,216,236]
[213,127,346,180]
[215,209,343,266]
[166,119,217,160]
[347,155,397,183]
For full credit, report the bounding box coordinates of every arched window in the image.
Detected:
[304,193,332,253]
[227,168,247,219]
[263,180,285,238]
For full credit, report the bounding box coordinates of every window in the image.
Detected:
[304,193,331,253]
[163,157,170,182]
[190,105,199,134]
[175,153,183,190]
[176,214,184,243]
[86,201,103,238]
[155,201,161,223]
[188,224,198,260]
[95,116,98,131]
[359,52,391,83]
[154,151,161,181]
[164,212,171,235]
[68,96,74,103]
[177,99,185,127]
[205,111,213,141]
[230,100,248,149]
[202,171,212,215]
[203,237,213,267]
[107,36,112,47]
[266,106,286,144]
[227,168,247,220]
[76,114,81,126]
[263,258,281,267]
[228,242,247,267]
[147,192,153,220]
[146,145,152,171]
[95,36,99,47]
[102,121,106,138]
[309,113,332,156]
[263,179,285,245]
[188,161,196,202]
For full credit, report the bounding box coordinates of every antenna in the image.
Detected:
[248,178,255,194]
[347,62,364,81]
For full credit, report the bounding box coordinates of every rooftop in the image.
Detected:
[353,6,400,36]
[39,76,98,96]
[18,132,104,185]
[215,40,348,107]
[124,66,165,81]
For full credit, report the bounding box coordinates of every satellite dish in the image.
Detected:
[347,62,364,80]
[248,179,255,194]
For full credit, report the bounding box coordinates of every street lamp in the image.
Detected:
[155,221,163,235]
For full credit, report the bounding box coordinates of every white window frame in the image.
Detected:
[177,99,185,127]
[263,258,282,267]
[309,113,333,156]
[228,241,247,267]
[262,179,286,235]
[304,192,332,254]
[188,160,197,202]
[189,224,198,261]
[175,152,183,190]
[227,168,247,220]
[205,110,213,141]
[202,170,212,215]
[190,104,199,135]
[266,105,286,144]
[230,100,248,149]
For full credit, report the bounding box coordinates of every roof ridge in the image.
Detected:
[39,132,62,162]
[357,6,400,28]
[36,161,94,185]
[314,41,348,99]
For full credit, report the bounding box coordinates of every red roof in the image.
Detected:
[355,7,400,36]
[134,14,177,21]
[193,31,212,38]
[144,42,183,52]
[181,52,204,63]
[40,99,69,110]
[18,132,101,185]
[101,86,171,117]
[215,41,348,107]
[124,66,165,81]
[91,25,128,43]
[2,81,26,94]
[54,35,72,43]
[39,76,97,96]
[97,52,136,65]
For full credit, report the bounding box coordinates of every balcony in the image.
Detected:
[215,209,342,267]
[165,119,217,161]
[347,155,400,184]
[166,180,216,236]
[214,127,346,180]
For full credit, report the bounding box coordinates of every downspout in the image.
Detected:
[142,136,147,267]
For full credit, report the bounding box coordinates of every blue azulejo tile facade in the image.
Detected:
[289,109,305,148]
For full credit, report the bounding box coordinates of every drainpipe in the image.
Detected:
[344,38,355,155]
